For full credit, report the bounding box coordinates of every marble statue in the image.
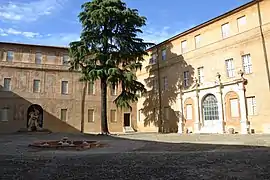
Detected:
[28,107,42,131]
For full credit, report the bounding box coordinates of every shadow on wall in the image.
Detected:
[0,85,80,134]
[142,42,195,133]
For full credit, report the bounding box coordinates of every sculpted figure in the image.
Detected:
[28,107,42,131]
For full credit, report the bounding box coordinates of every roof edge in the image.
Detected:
[0,41,69,50]
[146,0,260,52]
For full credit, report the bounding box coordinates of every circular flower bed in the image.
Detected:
[29,137,105,151]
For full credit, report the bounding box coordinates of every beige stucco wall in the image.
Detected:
[137,0,270,134]
[0,43,137,134]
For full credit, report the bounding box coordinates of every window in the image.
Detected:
[33,79,41,93]
[163,76,168,90]
[161,49,166,61]
[88,81,95,95]
[138,109,142,122]
[7,51,14,62]
[237,16,246,32]
[183,71,189,87]
[225,58,235,78]
[164,107,169,120]
[111,85,117,96]
[88,109,95,122]
[195,34,201,48]
[242,54,252,74]
[197,67,204,84]
[230,99,239,118]
[186,104,193,120]
[247,96,257,116]
[202,95,219,121]
[61,81,68,94]
[35,53,42,64]
[63,55,69,65]
[0,107,9,121]
[110,109,117,122]
[181,40,187,53]
[47,54,56,62]
[152,78,158,92]
[60,109,67,121]
[3,78,11,91]
[150,53,157,64]
[221,23,230,38]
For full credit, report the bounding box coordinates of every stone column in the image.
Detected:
[194,78,201,133]
[238,70,249,134]
[178,89,184,134]
[215,73,225,134]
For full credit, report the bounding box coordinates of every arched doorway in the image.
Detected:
[27,104,43,131]
[202,94,219,130]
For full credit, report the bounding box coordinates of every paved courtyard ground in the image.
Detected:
[0,132,270,180]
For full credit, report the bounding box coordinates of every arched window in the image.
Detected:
[202,94,219,121]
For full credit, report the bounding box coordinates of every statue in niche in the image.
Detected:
[28,107,42,131]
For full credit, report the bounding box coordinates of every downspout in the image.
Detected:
[156,47,163,133]
[257,0,270,90]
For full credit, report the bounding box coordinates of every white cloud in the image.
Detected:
[0,0,66,22]
[141,24,196,44]
[0,28,41,38]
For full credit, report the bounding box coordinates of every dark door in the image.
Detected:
[124,113,131,127]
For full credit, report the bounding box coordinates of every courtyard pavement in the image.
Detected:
[0,132,270,179]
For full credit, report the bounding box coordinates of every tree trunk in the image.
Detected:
[100,78,109,134]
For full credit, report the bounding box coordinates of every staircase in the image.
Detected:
[123,126,135,133]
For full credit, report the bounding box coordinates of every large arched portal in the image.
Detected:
[27,104,43,131]
[202,94,219,130]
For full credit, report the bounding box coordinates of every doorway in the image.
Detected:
[124,113,131,127]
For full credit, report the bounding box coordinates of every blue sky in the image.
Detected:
[0,0,251,47]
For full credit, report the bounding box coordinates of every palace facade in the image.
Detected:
[136,0,270,134]
[0,42,136,134]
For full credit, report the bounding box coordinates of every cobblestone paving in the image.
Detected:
[0,133,270,180]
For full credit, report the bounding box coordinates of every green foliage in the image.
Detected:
[69,0,154,110]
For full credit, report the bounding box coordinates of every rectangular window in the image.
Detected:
[61,81,68,94]
[225,58,235,78]
[110,109,117,122]
[63,55,69,65]
[88,81,95,95]
[230,99,239,118]
[138,109,142,122]
[33,79,41,93]
[247,96,257,116]
[242,54,252,74]
[197,67,204,84]
[60,109,67,121]
[35,52,42,64]
[150,53,157,64]
[183,71,189,87]
[164,107,169,120]
[152,78,158,92]
[221,23,230,38]
[111,85,117,96]
[7,51,14,62]
[195,34,201,48]
[163,76,168,90]
[47,54,56,62]
[161,49,166,61]
[186,104,193,120]
[3,78,11,91]
[88,109,94,122]
[181,40,187,53]
[0,107,9,121]
[237,16,246,32]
